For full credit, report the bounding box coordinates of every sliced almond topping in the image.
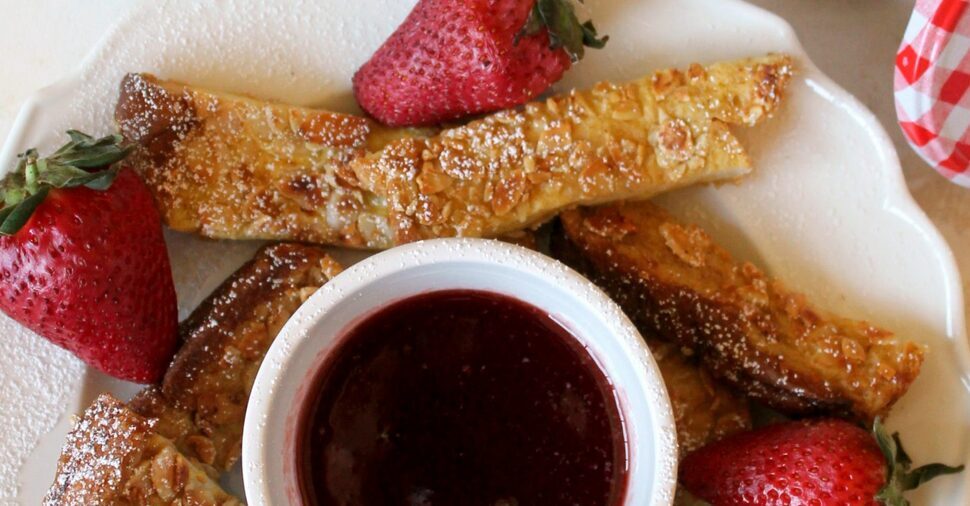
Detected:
[491,174,528,216]
[151,447,189,500]
[659,221,710,268]
[186,435,217,465]
[651,118,695,168]
[416,162,453,194]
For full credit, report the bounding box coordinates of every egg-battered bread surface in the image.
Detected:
[552,202,923,422]
[117,55,792,249]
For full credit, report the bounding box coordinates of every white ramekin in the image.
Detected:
[242,238,677,505]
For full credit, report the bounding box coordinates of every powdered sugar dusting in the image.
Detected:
[0,0,417,499]
[42,394,151,505]
[3,0,969,503]
[0,316,83,498]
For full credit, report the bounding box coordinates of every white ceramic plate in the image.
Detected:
[1,0,968,503]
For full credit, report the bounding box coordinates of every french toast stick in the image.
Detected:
[551,202,923,422]
[115,72,431,249]
[45,394,241,505]
[645,335,751,456]
[117,55,792,248]
[129,243,341,474]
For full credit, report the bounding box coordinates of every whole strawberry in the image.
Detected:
[680,418,963,506]
[353,0,607,126]
[0,131,178,383]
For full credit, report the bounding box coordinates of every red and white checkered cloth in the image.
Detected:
[895,0,970,187]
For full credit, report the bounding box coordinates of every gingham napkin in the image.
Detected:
[895,0,970,187]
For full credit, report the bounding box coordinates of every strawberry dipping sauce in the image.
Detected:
[295,290,629,505]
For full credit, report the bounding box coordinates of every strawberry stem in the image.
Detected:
[518,0,608,63]
[24,160,39,195]
[872,418,963,506]
[0,131,132,236]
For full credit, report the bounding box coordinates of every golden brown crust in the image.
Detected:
[118,55,792,248]
[116,72,431,248]
[350,55,792,243]
[44,394,241,506]
[498,229,540,250]
[129,243,342,473]
[47,244,339,502]
[645,336,751,456]
[551,202,924,422]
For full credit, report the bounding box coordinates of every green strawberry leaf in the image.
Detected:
[80,167,119,190]
[52,132,132,168]
[38,162,119,189]
[872,418,963,506]
[35,162,93,187]
[517,5,546,43]
[0,204,14,227]
[581,21,608,49]
[537,0,585,62]
[873,419,897,475]
[2,186,26,207]
[57,144,131,168]
[65,129,93,144]
[0,130,132,236]
[517,0,607,62]
[892,432,912,467]
[900,463,966,491]
[0,187,49,236]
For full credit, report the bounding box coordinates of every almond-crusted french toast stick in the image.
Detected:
[117,55,792,248]
[129,243,342,474]
[45,394,241,505]
[348,55,791,243]
[551,202,923,422]
[645,334,751,456]
[115,73,432,248]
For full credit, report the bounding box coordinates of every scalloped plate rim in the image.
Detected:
[0,0,967,503]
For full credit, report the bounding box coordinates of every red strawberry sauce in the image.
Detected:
[296,290,628,505]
